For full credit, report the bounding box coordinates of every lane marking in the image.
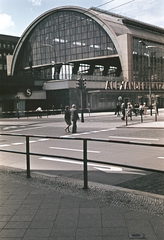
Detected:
[11,142,24,145]
[0,138,49,148]
[39,157,145,175]
[158,157,164,159]
[0,144,10,147]
[61,128,114,137]
[49,146,100,153]
[8,126,43,132]
[40,157,82,165]
[80,132,91,135]
[99,129,111,132]
[38,138,49,141]
[3,126,17,130]
[94,167,146,175]
[109,136,159,141]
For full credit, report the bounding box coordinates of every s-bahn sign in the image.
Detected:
[25,88,32,97]
[105,81,164,90]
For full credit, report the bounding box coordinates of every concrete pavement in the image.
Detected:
[0,166,164,240]
[0,109,164,239]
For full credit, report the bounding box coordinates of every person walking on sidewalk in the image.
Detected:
[36,107,43,118]
[121,103,125,120]
[115,102,121,116]
[64,105,71,132]
[70,104,79,133]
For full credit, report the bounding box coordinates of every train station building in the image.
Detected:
[1,6,164,115]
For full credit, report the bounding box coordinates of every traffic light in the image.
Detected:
[76,78,86,90]
[15,95,20,102]
[82,79,86,89]
[76,78,83,89]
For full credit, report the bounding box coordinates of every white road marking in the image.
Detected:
[0,138,48,148]
[99,129,111,132]
[158,157,164,159]
[109,136,159,141]
[61,128,115,137]
[49,146,100,153]
[38,138,49,141]
[94,167,146,175]
[39,157,145,175]
[8,126,43,132]
[11,142,24,145]
[40,157,82,165]
[80,132,92,135]
[0,144,10,147]
[3,126,17,130]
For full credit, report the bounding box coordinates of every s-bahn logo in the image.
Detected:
[25,88,32,97]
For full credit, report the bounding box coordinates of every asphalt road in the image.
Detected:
[0,112,164,190]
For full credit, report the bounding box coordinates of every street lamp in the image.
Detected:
[139,40,153,115]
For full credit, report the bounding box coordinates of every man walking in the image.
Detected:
[70,104,79,133]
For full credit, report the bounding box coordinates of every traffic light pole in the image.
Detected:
[15,95,20,119]
[80,90,84,122]
[76,76,86,123]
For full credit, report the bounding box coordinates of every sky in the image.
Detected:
[0,0,164,37]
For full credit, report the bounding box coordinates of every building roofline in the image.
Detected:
[90,7,164,35]
[0,34,19,40]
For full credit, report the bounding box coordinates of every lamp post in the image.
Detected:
[139,40,153,115]
[147,46,152,116]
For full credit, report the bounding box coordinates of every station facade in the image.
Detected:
[2,6,164,115]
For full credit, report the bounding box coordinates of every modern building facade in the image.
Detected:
[0,34,19,76]
[0,34,20,114]
[2,6,164,115]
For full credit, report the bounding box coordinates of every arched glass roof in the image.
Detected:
[12,7,119,77]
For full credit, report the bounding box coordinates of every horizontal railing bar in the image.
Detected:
[30,152,83,162]
[0,148,83,163]
[0,146,164,174]
[0,133,164,185]
[1,133,164,148]
[0,149,25,155]
[88,138,164,147]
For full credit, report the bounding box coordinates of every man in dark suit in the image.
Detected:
[70,104,79,133]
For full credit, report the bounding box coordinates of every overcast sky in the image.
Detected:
[0,0,164,37]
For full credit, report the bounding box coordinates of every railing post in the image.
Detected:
[26,136,31,178]
[155,112,157,121]
[141,113,143,123]
[83,139,88,189]
[125,110,128,126]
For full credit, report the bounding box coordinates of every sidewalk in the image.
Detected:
[0,110,164,239]
[0,165,164,240]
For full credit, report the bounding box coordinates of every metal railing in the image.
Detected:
[0,133,163,189]
[0,108,91,118]
[125,109,158,126]
[0,109,63,118]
